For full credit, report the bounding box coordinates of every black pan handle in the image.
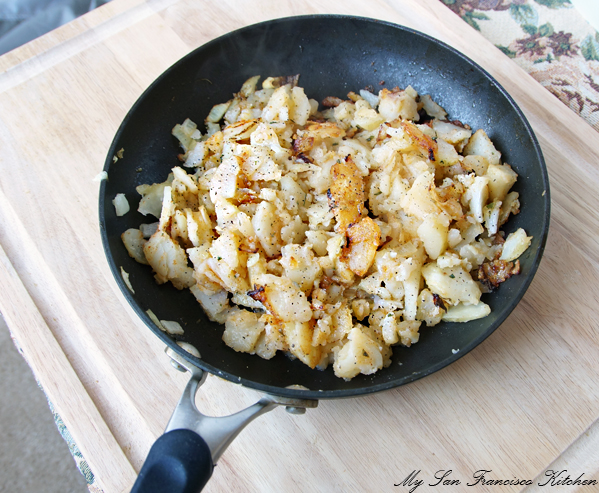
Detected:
[130,429,213,493]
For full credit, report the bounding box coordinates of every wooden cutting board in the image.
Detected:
[1,0,598,492]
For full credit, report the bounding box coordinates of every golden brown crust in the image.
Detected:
[328,155,366,234]
[478,259,521,289]
[342,217,382,276]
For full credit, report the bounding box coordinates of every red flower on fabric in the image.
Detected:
[547,31,578,58]
[514,33,548,58]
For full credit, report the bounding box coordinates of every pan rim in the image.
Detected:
[99,14,551,400]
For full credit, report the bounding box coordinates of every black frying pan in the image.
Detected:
[99,15,550,492]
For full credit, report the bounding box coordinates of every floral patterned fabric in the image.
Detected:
[440,0,599,132]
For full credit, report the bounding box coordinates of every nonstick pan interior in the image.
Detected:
[99,15,550,399]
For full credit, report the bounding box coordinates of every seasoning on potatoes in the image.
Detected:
[123,76,531,380]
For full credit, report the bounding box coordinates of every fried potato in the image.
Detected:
[125,75,531,380]
[327,155,365,234]
[343,217,381,276]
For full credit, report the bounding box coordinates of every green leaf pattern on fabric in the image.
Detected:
[538,22,554,37]
[510,4,539,27]
[581,35,599,62]
[534,0,571,7]
[497,45,518,58]
[462,10,491,30]
[522,23,539,35]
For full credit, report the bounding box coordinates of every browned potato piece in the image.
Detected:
[283,320,322,369]
[401,121,438,162]
[328,155,365,234]
[343,217,382,276]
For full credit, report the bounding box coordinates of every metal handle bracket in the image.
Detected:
[164,347,318,464]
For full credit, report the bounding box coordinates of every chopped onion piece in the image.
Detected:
[140,222,159,238]
[146,309,165,331]
[160,320,185,335]
[93,171,108,182]
[359,89,379,108]
[177,341,200,358]
[112,193,130,216]
[120,267,134,293]
[443,302,491,323]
